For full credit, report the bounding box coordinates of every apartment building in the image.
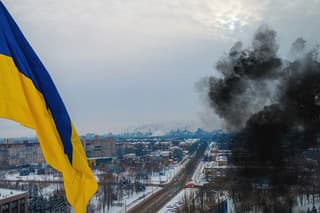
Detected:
[0,188,28,213]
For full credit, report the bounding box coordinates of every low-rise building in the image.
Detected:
[83,136,116,158]
[0,141,44,168]
[0,188,28,213]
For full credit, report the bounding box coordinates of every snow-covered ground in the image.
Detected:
[158,188,197,213]
[190,160,207,185]
[126,186,162,211]
[4,169,104,183]
[151,157,190,185]
[2,154,193,213]
[3,170,63,199]
[157,145,209,213]
[223,196,320,213]
[40,184,62,198]
[90,186,161,213]
[189,142,213,186]
[292,195,320,212]
[5,172,61,181]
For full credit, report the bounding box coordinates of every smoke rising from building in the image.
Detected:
[207,25,284,130]
[201,25,320,210]
[206,25,320,154]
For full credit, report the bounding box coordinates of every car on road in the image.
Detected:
[185,183,194,188]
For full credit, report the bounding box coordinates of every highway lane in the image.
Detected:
[128,142,208,213]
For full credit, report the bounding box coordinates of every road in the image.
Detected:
[128,142,208,213]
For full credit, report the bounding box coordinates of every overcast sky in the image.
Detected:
[0,0,320,137]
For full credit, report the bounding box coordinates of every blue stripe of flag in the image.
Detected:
[0,2,73,163]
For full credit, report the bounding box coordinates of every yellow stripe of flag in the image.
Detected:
[0,2,98,212]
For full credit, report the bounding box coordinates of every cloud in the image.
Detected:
[168,0,267,37]
[0,0,320,136]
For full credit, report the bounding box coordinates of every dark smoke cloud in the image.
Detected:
[208,25,283,130]
[202,25,320,211]
[206,24,320,136]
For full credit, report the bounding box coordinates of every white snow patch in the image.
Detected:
[90,186,161,213]
[158,188,197,213]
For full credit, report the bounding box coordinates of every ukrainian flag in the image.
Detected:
[0,2,98,212]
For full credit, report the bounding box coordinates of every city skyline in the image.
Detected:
[1,0,320,137]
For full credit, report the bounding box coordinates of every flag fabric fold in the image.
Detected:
[0,2,98,212]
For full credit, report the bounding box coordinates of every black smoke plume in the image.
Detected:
[203,25,320,211]
[208,25,283,130]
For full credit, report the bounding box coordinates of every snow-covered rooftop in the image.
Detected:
[0,188,27,200]
[216,155,228,162]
